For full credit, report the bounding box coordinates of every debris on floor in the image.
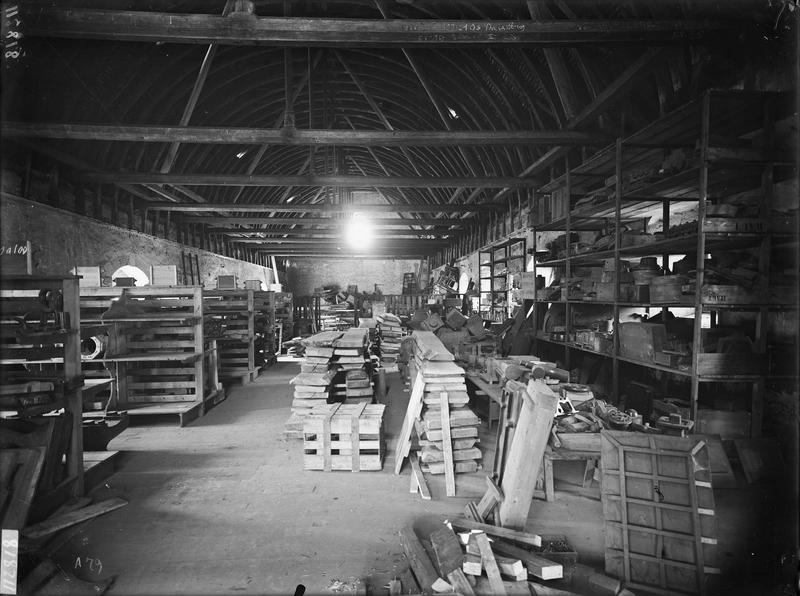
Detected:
[395,521,632,596]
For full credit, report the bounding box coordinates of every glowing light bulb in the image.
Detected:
[345,213,373,249]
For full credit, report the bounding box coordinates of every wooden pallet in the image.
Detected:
[303,403,385,471]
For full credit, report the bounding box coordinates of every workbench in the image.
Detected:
[464,372,502,427]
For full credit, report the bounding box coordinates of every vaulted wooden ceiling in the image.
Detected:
[1,0,795,260]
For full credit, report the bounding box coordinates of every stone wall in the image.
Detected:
[285,257,422,296]
[1,194,276,288]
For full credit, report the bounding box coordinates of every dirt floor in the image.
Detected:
[41,359,795,596]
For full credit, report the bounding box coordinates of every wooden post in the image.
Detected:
[497,380,559,530]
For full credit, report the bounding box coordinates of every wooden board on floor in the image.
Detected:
[450,518,542,548]
[430,526,465,577]
[399,527,441,593]
[475,532,506,595]
[0,447,46,530]
[480,538,563,581]
[22,497,129,540]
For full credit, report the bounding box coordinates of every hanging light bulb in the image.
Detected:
[344,213,374,249]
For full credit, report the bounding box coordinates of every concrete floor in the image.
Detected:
[48,360,792,596]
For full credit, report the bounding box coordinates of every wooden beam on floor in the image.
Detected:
[2,122,606,147]
[399,526,442,594]
[20,9,730,46]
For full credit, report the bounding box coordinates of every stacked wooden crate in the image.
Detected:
[376,312,403,367]
[302,402,386,471]
[283,330,341,438]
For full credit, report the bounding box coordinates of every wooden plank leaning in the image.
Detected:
[440,391,456,497]
[393,372,425,474]
[497,380,559,530]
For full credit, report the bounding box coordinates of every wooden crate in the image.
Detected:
[303,403,385,471]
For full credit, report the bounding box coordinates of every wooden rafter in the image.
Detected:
[157,0,235,174]
[144,202,497,213]
[183,217,466,226]
[2,123,604,146]
[231,235,450,243]
[20,9,730,46]
[80,173,540,188]
[528,1,580,121]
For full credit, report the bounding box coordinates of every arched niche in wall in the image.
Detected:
[110,265,149,287]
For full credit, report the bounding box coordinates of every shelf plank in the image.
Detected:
[95,352,201,363]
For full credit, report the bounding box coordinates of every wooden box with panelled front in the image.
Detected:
[302,403,385,471]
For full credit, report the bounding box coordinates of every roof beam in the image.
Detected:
[145,203,496,213]
[2,123,604,146]
[232,238,449,245]
[257,253,431,259]
[213,231,452,238]
[182,217,466,226]
[81,173,539,188]
[20,9,729,46]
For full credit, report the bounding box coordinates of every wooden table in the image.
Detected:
[541,433,602,502]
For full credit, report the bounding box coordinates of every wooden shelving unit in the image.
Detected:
[479,237,526,322]
[79,286,221,426]
[204,290,258,383]
[530,90,797,437]
[253,290,277,368]
[202,289,277,381]
[0,274,85,521]
[274,291,293,353]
